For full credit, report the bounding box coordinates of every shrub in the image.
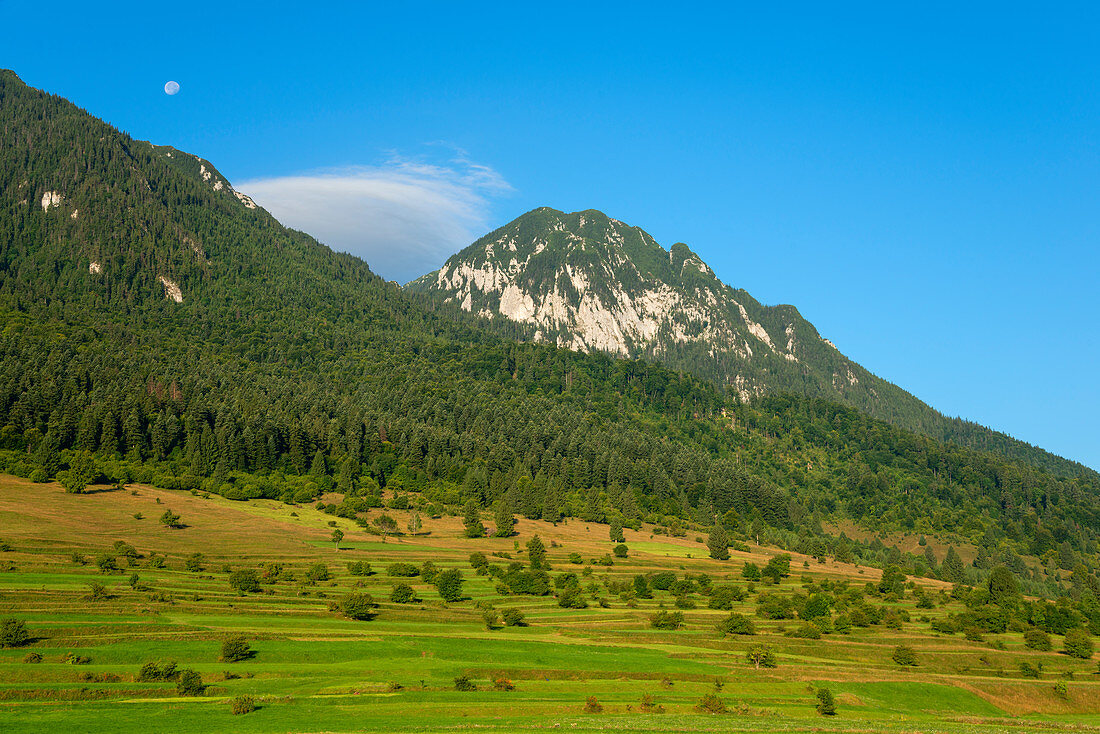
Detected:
[502,608,526,627]
[434,568,463,602]
[1024,628,1052,651]
[1053,680,1068,699]
[339,593,378,620]
[390,583,416,603]
[789,623,822,640]
[229,569,261,594]
[387,562,420,577]
[139,660,179,681]
[220,635,253,662]
[347,561,373,576]
[583,695,603,713]
[176,669,204,696]
[816,687,837,715]
[0,617,29,648]
[717,613,755,636]
[1019,661,1041,678]
[613,544,628,558]
[305,563,330,582]
[1064,629,1095,659]
[695,693,727,713]
[230,695,256,715]
[892,645,918,666]
[639,692,665,713]
[650,610,684,630]
[454,674,476,691]
[22,651,42,663]
[493,677,515,691]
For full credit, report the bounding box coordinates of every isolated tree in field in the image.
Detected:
[391,583,416,603]
[176,669,204,696]
[527,535,548,570]
[494,499,514,537]
[609,517,625,543]
[434,568,463,602]
[331,528,344,549]
[1063,629,1095,659]
[372,514,398,542]
[407,511,422,535]
[613,544,628,558]
[1024,628,1052,651]
[717,612,755,636]
[892,645,918,666]
[741,562,761,581]
[746,644,777,669]
[339,592,377,620]
[878,565,906,596]
[816,687,837,716]
[707,522,730,561]
[160,509,182,528]
[463,499,486,538]
[1,617,29,648]
[229,569,261,594]
[220,635,253,662]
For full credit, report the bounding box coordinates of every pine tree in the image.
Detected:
[527,535,548,570]
[609,517,625,543]
[463,500,486,538]
[707,522,730,561]
[493,499,514,538]
[942,546,965,582]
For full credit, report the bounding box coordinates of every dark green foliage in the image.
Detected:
[941,547,966,582]
[338,593,377,620]
[228,569,261,594]
[746,644,777,668]
[138,660,178,681]
[987,566,1019,605]
[493,500,514,538]
[741,562,761,581]
[22,651,42,663]
[763,554,791,582]
[390,583,416,603]
[707,523,729,561]
[609,518,625,543]
[1063,629,1094,659]
[1,617,29,648]
[176,669,204,696]
[501,568,551,595]
[453,675,476,691]
[434,568,463,602]
[220,635,253,662]
[633,575,652,599]
[159,509,182,528]
[717,612,755,636]
[526,535,548,570]
[816,687,837,715]
[346,561,372,576]
[613,544,628,558]
[306,563,330,582]
[230,695,256,715]
[557,586,588,608]
[387,563,420,577]
[501,608,526,626]
[707,584,744,610]
[878,565,906,596]
[1024,628,1052,651]
[463,500,486,539]
[892,645,918,666]
[649,572,677,591]
[650,610,684,630]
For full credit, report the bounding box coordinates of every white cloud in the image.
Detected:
[237,155,512,283]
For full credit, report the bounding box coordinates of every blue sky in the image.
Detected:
[4,2,1098,469]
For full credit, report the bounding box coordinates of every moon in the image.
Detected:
[164,81,180,96]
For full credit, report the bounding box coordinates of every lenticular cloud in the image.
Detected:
[238,156,512,283]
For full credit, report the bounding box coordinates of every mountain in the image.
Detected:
[2,68,1099,592]
[410,207,1089,477]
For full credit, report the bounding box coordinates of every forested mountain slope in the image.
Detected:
[410,209,1089,479]
[2,69,1099,593]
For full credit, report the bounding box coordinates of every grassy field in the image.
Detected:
[1,474,1098,733]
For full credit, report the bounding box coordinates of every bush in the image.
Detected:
[639,692,665,713]
[22,651,42,663]
[305,563,330,582]
[139,660,178,681]
[717,613,755,636]
[454,674,476,691]
[493,677,515,691]
[220,635,253,662]
[339,593,378,620]
[176,669,204,696]
[892,645,918,666]
[502,608,526,627]
[434,568,463,602]
[347,561,373,576]
[789,623,822,640]
[1064,629,1095,660]
[650,610,684,630]
[1024,628,1052,651]
[390,583,417,603]
[695,693,727,713]
[583,695,603,713]
[230,694,256,715]
[387,562,420,577]
[229,569,261,594]
[613,544,628,558]
[1019,661,1041,678]
[1053,680,1068,699]
[0,617,29,648]
[816,687,837,715]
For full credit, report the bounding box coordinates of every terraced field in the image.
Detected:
[1,475,1098,733]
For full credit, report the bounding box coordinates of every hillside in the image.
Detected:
[1,67,1099,595]
[409,208,1090,478]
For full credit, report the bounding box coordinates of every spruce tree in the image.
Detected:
[707,523,730,561]
[463,500,486,539]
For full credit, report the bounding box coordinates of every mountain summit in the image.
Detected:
[411,207,882,404]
